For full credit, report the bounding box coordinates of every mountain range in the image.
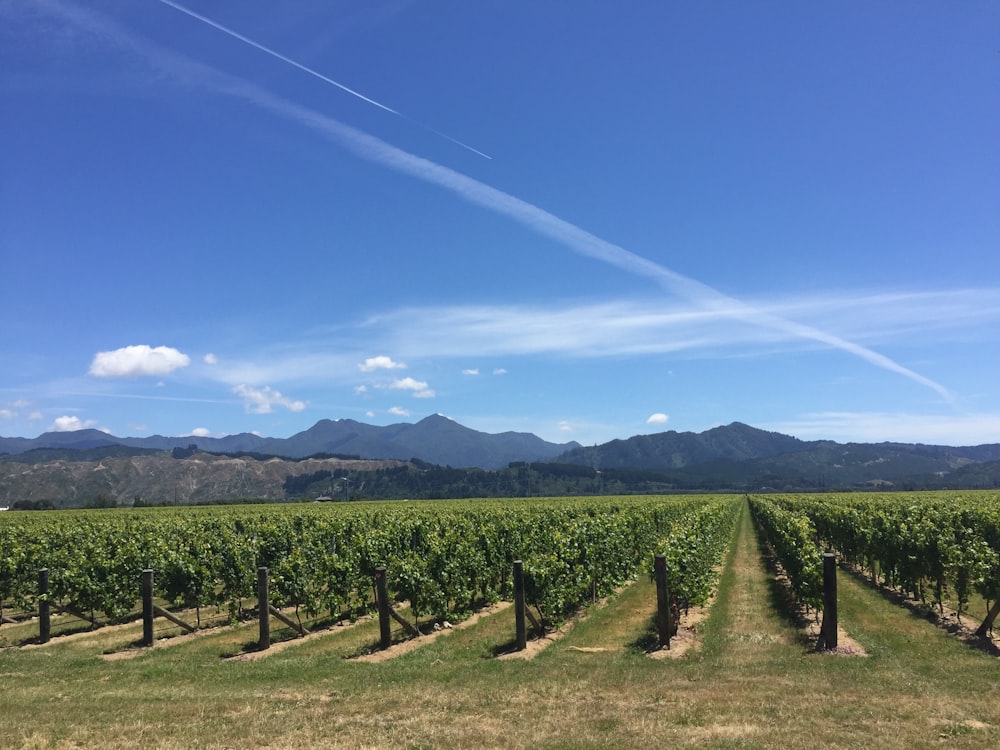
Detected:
[555,422,1000,489]
[2,416,999,506]
[0,414,580,470]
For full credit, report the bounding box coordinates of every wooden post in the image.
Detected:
[654,554,672,650]
[513,560,527,650]
[819,552,838,650]
[257,566,270,650]
[38,569,50,644]
[141,569,154,647]
[375,567,391,649]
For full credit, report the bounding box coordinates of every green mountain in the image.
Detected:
[554,423,1000,490]
[557,422,812,469]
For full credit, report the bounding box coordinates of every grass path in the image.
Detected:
[702,500,799,661]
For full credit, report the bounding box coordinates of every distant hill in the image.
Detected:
[554,422,1000,490]
[556,422,813,469]
[248,414,578,468]
[0,414,581,470]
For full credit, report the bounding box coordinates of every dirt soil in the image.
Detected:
[647,604,710,659]
[496,614,578,661]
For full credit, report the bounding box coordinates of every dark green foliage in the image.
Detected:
[10,499,56,511]
[775,491,1000,615]
[0,495,740,628]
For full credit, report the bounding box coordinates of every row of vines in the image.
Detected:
[650,499,739,612]
[749,496,824,608]
[0,495,740,635]
[749,492,1000,634]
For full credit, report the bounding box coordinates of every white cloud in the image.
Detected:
[359,355,405,372]
[354,385,368,394]
[232,384,306,414]
[49,415,98,432]
[387,377,435,398]
[188,427,211,437]
[178,289,999,393]
[380,292,997,373]
[89,345,191,378]
[558,420,573,432]
[203,353,218,365]
[388,406,410,417]
[646,413,670,425]
[0,409,16,420]
[462,368,480,376]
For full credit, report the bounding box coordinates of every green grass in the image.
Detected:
[1,501,997,749]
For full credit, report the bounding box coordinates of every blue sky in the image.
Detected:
[2,1,999,448]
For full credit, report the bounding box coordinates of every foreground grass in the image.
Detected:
[1,502,997,749]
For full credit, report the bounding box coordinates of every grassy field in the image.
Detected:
[1,502,997,749]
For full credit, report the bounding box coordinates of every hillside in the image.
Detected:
[0,452,406,507]
[553,422,1000,489]
[556,422,814,469]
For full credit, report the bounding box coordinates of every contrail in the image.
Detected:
[206,81,957,403]
[27,0,954,402]
[154,0,492,160]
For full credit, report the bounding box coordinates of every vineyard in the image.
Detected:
[1,492,999,749]
[0,495,738,645]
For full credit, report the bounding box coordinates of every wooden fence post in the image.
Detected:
[654,554,672,650]
[819,552,838,650]
[513,560,527,651]
[257,566,270,650]
[141,569,154,647]
[375,567,391,649]
[38,569,50,644]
